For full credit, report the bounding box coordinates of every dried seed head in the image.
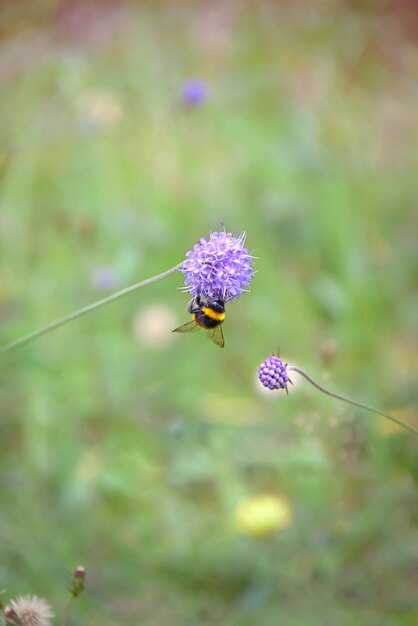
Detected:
[8,596,53,626]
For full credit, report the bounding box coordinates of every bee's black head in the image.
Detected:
[208,299,225,313]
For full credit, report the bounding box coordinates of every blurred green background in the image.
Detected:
[1,1,418,624]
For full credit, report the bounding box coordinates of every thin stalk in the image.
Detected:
[287,365,418,437]
[1,262,183,354]
[62,595,74,626]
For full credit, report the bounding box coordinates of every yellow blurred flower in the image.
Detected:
[234,494,293,537]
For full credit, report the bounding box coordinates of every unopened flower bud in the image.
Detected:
[258,356,291,392]
[69,565,86,597]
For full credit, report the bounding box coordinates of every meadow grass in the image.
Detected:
[1,2,417,624]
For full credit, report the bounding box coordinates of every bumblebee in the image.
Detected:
[172,296,225,348]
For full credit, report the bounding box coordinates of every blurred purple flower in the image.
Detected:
[181,79,208,106]
[181,231,254,302]
[92,267,117,291]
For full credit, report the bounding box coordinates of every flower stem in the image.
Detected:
[287,365,418,437]
[62,595,74,626]
[0,262,184,354]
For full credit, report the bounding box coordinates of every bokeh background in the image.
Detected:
[1,1,418,624]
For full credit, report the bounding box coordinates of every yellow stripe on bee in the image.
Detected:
[201,306,225,322]
[191,313,206,329]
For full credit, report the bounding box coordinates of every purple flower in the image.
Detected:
[258,356,290,392]
[181,79,208,106]
[92,267,117,291]
[181,231,254,302]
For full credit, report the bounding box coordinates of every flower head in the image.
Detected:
[181,231,254,302]
[234,494,293,537]
[258,355,290,391]
[181,79,208,105]
[8,596,53,626]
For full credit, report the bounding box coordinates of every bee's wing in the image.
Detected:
[208,324,225,348]
[172,320,199,334]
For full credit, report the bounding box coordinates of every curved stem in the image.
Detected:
[287,365,418,437]
[1,262,184,354]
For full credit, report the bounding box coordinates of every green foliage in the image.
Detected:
[1,2,417,624]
